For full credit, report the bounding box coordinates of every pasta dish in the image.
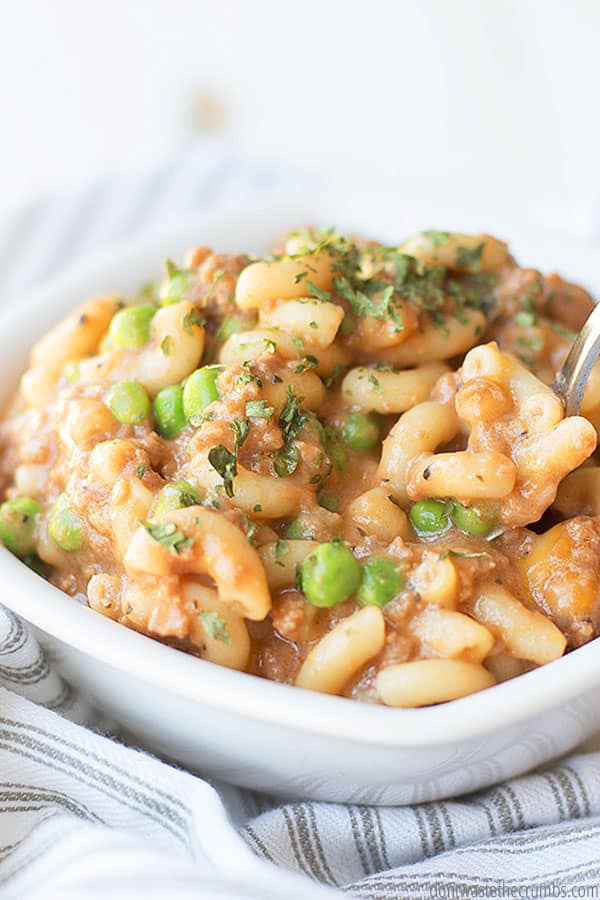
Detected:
[0,227,598,707]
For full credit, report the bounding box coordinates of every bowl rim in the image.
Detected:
[2,203,600,749]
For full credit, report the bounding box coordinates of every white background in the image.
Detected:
[1,0,599,244]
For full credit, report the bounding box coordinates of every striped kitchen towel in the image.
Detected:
[0,145,599,899]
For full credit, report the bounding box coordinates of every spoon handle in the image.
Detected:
[553,302,600,416]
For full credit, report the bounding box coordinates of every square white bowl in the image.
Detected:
[2,200,600,805]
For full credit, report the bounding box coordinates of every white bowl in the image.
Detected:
[2,202,600,805]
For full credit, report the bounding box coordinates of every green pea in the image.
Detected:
[48,495,84,551]
[409,499,449,534]
[357,557,405,608]
[109,305,156,348]
[153,384,186,439]
[0,497,41,557]
[341,412,380,452]
[320,424,347,470]
[450,501,495,536]
[285,519,309,539]
[105,381,151,424]
[62,360,81,382]
[151,480,202,515]
[299,540,362,607]
[328,438,348,471]
[183,366,221,424]
[317,492,339,512]
[159,266,196,306]
[99,332,114,353]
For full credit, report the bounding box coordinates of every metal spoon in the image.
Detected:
[553,302,600,416]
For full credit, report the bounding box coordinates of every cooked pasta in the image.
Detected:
[0,226,598,706]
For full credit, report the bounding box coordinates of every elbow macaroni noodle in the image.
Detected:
[0,226,598,705]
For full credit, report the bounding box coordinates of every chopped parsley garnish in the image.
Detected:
[275,539,289,563]
[307,416,342,477]
[422,230,451,248]
[207,446,237,497]
[439,549,490,560]
[136,465,148,480]
[368,373,384,394]
[160,260,196,304]
[182,308,206,335]
[455,243,484,273]
[237,362,263,387]
[204,269,226,302]
[285,226,340,259]
[207,417,250,497]
[305,280,332,302]
[445,272,497,318]
[164,259,179,279]
[294,354,319,374]
[198,610,231,645]
[333,244,451,328]
[515,281,541,321]
[327,236,496,331]
[160,335,174,356]
[387,253,447,309]
[548,320,577,342]
[514,310,537,328]
[517,334,544,353]
[245,400,274,419]
[243,514,259,547]
[278,387,305,443]
[179,487,201,508]
[231,416,250,451]
[323,362,345,389]
[142,521,193,555]
[334,277,403,327]
[273,387,306,477]
[273,443,299,478]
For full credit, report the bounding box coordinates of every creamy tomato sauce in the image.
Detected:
[0,227,598,707]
